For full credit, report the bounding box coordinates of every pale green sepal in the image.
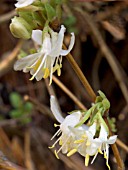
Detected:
[102,98,110,110]
[98,112,109,133]
[68,110,85,114]
[45,3,56,21]
[18,12,37,29]
[75,109,92,128]
[16,5,42,12]
[56,5,62,21]
[98,90,106,99]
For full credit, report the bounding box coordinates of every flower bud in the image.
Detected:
[10,17,32,39]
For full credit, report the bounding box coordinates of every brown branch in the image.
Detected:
[0,40,23,77]
[63,44,96,102]
[52,75,87,110]
[0,10,16,24]
[75,8,128,104]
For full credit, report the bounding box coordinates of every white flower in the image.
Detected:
[14,25,75,84]
[15,0,35,8]
[80,123,117,169]
[50,95,84,158]
[96,124,117,170]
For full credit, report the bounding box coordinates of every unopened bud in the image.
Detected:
[10,17,32,39]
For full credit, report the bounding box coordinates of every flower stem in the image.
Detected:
[63,44,96,102]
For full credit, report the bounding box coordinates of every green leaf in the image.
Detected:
[45,3,56,21]
[10,109,23,118]
[10,92,23,108]
[24,102,33,112]
[64,16,76,26]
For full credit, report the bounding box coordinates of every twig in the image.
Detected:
[75,8,128,104]
[24,95,54,118]
[63,44,96,102]
[116,139,128,153]
[52,75,87,110]
[0,10,16,24]
[0,40,23,77]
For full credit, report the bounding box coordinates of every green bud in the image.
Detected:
[98,90,106,99]
[10,17,32,39]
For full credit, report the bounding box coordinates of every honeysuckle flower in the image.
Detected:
[14,25,75,84]
[50,95,84,158]
[95,124,117,169]
[15,0,35,8]
[80,123,117,169]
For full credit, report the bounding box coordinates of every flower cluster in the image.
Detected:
[10,0,75,84]
[50,95,117,169]
[14,25,75,84]
[10,1,118,169]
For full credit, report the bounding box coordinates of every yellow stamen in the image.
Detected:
[48,145,54,149]
[86,140,90,146]
[54,150,59,159]
[59,139,63,146]
[74,139,84,144]
[82,134,87,138]
[57,68,61,76]
[98,148,103,154]
[104,152,107,159]
[67,149,77,157]
[104,152,110,170]
[29,75,35,81]
[85,154,90,166]
[43,68,50,78]
[34,59,41,71]
[54,124,60,127]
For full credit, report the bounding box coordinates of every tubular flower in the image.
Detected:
[95,124,117,170]
[79,123,117,169]
[15,0,35,8]
[50,95,85,158]
[14,25,75,84]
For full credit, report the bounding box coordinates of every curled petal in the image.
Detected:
[60,33,75,56]
[15,0,35,8]
[50,95,64,123]
[32,30,42,45]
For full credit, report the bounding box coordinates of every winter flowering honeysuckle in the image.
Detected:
[14,25,75,84]
[94,124,117,170]
[15,0,35,8]
[78,122,117,169]
[50,95,86,158]
[50,95,117,169]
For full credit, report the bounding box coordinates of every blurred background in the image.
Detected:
[0,0,128,170]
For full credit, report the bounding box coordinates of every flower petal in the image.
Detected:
[99,124,108,141]
[50,95,64,123]
[60,33,75,56]
[32,30,42,45]
[15,0,35,8]
[107,135,117,144]
[14,53,39,72]
[88,122,97,137]
[49,25,66,57]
